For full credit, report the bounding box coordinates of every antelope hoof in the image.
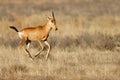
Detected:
[29,57,34,61]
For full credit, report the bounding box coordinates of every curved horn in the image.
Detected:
[51,11,55,19]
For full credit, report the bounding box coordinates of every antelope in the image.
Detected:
[10,11,57,60]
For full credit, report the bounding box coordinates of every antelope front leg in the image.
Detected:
[44,41,51,60]
[34,40,44,58]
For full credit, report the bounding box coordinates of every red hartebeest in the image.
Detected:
[10,11,57,60]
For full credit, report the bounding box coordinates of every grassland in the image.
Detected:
[0,0,120,80]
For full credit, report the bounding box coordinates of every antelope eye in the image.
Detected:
[51,20,54,23]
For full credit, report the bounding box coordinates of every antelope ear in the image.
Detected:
[46,16,50,20]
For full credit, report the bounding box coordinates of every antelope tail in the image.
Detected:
[9,26,19,32]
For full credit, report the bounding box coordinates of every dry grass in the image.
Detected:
[0,0,120,80]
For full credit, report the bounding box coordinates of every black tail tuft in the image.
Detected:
[9,26,19,32]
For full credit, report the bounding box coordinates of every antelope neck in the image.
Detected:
[44,22,52,34]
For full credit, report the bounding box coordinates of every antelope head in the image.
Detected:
[47,11,58,31]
